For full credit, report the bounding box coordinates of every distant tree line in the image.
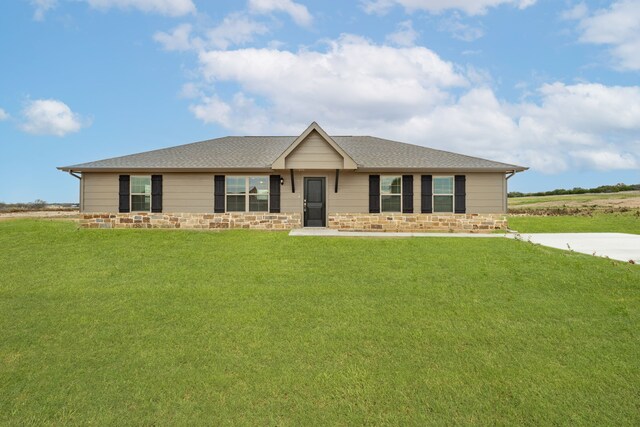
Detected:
[509,183,640,198]
[0,199,47,210]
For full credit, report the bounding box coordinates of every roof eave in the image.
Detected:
[57,166,275,173]
[60,165,529,173]
[356,166,528,173]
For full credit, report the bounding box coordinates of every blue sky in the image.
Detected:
[1,0,639,202]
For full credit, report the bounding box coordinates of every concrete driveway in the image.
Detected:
[290,229,639,263]
[507,233,640,263]
[289,228,640,264]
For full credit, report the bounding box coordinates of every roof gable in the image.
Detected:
[284,130,344,169]
[272,122,358,170]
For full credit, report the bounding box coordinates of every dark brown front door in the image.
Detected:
[304,177,326,227]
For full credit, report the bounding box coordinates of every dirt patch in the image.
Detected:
[0,210,79,221]
[509,191,640,215]
[509,207,640,217]
[515,196,640,210]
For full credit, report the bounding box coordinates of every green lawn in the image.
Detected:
[509,212,640,234]
[1,220,639,425]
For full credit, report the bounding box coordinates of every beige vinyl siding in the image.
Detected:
[280,170,369,214]
[163,173,214,213]
[82,172,217,213]
[282,171,507,215]
[330,173,369,213]
[284,130,344,170]
[465,172,506,213]
[406,173,505,214]
[412,174,421,214]
[82,173,118,213]
[79,174,84,212]
[80,170,507,215]
[166,173,276,213]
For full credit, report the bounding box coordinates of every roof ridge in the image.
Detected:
[236,135,355,137]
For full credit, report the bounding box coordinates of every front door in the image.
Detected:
[304,177,326,227]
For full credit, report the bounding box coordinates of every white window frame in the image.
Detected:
[433,176,454,213]
[225,176,270,213]
[130,175,152,213]
[380,175,402,213]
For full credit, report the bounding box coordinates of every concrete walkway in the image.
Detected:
[289,229,640,263]
[506,233,640,263]
[289,228,504,238]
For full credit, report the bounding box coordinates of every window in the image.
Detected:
[130,176,151,212]
[248,177,269,212]
[226,176,269,212]
[226,177,246,212]
[433,176,454,212]
[380,175,401,212]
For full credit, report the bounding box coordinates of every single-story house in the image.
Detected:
[59,122,527,231]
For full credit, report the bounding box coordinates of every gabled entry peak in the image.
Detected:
[271,122,358,170]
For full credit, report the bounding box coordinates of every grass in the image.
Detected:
[509,211,640,234]
[1,220,639,425]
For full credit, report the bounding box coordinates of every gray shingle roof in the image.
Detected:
[59,135,526,171]
[336,136,525,170]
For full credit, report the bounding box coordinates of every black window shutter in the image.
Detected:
[214,175,225,213]
[119,175,130,213]
[369,175,380,213]
[402,175,413,213]
[151,175,162,213]
[269,175,281,213]
[421,175,432,213]
[455,175,466,214]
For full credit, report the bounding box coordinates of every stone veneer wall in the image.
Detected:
[328,213,507,232]
[80,212,506,232]
[79,212,302,229]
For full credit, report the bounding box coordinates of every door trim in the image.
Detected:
[303,177,327,227]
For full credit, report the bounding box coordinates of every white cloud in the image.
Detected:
[0,108,9,121]
[512,83,640,171]
[196,35,466,127]
[362,0,536,16]
[31,0,195,19]
[571,150,638,171]
[20,99,89,136]
[526,83,640,134]
[154,14,269,51]
[190,95,232,127]
[185,35,639,173]
[207,13,270,49]
[179,82,202,99]
[30,0,58,21]
[568,0,640,71]
[85,0,195,16]
[405,83,640,172]
[438,13,484,41]
[386,20,419,46]
[560,2,587,21]
[248,0,312,26]
[154,23,196,51]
